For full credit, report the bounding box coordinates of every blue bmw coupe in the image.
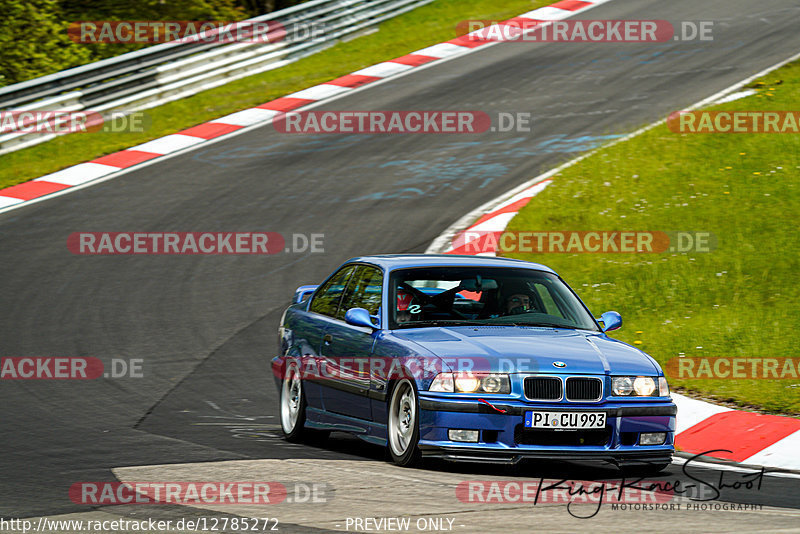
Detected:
[273,255,676,473]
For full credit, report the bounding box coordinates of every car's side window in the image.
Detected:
[309,266,356,318]
[337,265,383,319]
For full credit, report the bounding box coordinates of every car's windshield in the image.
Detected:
[389,266,599,331]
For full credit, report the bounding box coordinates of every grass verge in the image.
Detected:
[506,61,800,415]
[1,0,549,190]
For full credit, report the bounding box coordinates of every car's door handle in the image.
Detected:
[323,334,333,345]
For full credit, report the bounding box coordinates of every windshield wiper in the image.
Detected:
[499,322,584,329]
[396,320,486,328]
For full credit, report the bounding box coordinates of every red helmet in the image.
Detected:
[397,289,412,311]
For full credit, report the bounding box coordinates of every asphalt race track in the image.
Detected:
[2,0,800,529]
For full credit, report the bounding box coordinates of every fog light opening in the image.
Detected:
[639,432,667,445]
[448,429,479,443]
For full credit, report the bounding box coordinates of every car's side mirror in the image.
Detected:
[345,307,379,329]
[598,311,622,332]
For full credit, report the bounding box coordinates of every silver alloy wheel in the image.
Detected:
[281,368,302,434]
[389,379,417,456]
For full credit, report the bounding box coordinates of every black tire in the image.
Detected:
[280,365,309,442]
[279,365,330,443]
[387,379,422,467]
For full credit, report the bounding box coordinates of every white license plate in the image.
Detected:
[525,411,606,430]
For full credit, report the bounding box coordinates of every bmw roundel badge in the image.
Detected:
[553,361,567,368]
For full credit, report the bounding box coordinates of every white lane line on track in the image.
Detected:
[0,0,617,217]
[711,88,757,104]
[425,47,800,254]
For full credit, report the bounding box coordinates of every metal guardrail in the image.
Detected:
[0,0,433,155]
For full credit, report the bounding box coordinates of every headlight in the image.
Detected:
[658,376,670,397]
[482,374,505,393]
[611,376,660,396]
[454,375,480,393]
[429,373,454,392]
[634,376,656,396]
[611,377,633,396]
[429,373,510,394]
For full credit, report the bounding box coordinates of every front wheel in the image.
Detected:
[387,379,421,467]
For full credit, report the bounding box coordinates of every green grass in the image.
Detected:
[1,0,549,189]
[506,62,800,415]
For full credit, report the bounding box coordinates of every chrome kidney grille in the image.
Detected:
[524,376,604,402]
[565,377,603,401]
[523,377,562,401]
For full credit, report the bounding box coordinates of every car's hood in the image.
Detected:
[392,326,661,375]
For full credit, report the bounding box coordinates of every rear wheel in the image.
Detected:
[280,366,306,442]
[387,379,421,467]
[280,365,330,443]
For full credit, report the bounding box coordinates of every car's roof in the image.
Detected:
[346,254,557,275]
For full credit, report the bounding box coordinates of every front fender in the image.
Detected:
[373,332,457,395]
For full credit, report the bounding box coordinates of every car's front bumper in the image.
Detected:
[418,395,676,465]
